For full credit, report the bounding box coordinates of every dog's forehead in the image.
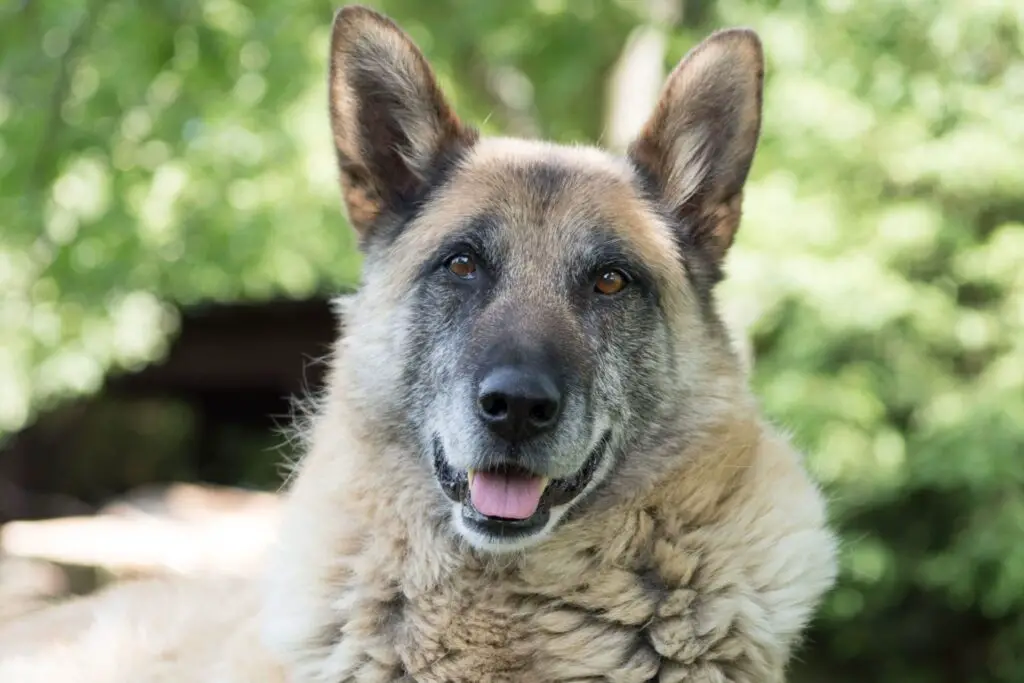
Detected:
[393,138,685,281]
[454,138,642,235]
[464,139,634,239]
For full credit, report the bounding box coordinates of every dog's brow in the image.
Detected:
[577,233,659,290]
[415,213,502,277]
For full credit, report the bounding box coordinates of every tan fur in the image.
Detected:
[389,138,695,320]
[0,576,283,682]
[0,7,837,682]
[258,361,836,682]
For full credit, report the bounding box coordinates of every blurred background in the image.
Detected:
[1,0,1022,680]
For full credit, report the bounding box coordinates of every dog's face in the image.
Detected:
[327,6,763,552]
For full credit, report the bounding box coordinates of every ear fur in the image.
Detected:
[628,28,765,267]
[328,5,477,240]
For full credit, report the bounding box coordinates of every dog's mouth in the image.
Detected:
[432,431,611,540]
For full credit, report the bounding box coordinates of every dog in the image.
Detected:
[0,6,837,681]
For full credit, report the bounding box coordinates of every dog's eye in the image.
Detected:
[594,269,629,295]
[447,253,478,279]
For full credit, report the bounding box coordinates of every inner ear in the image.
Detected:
[328,6,477,241]
[628,28,764,266]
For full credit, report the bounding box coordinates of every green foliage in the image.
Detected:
[707,1,1024,679]
[2,0,1022,680]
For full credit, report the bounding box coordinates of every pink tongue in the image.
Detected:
[469,471,545,520]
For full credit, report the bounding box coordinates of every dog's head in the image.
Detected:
[327,6,763,552]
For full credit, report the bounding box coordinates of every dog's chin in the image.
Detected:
[432,431,612,553]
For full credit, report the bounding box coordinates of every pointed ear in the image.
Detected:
[328,6,477,240]
[628,28,764,266]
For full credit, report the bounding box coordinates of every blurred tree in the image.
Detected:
[706,1,1024,681]
[1,0,1022,681]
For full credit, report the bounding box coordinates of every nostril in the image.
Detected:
[479,393,509,420]
[528,400,558,426]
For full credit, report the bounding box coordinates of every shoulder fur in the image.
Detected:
[257,372,837,682]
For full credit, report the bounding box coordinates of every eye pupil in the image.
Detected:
[447,254,477,279]
[595,269,628,295]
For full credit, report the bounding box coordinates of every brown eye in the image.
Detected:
[594,269,629,295]
[447,253,477,279]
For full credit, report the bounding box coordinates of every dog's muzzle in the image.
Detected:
[432,430,611,541]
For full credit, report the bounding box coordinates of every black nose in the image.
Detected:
[476,366,563,443]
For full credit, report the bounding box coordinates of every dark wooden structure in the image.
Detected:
[0,296,342,524]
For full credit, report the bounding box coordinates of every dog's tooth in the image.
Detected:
[468,469,476,485]
[540,477,550,492]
